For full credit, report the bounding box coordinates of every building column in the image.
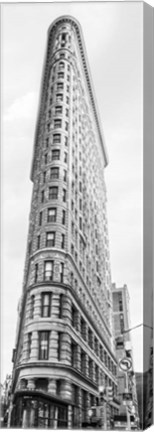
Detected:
[68,405,73,429]
[48,379,57,395]
[78,387,82,428]
[60,380,72,400]
[85,393,90,423]
[85,353,89,377]
[62,294,72,325]
[49,331,58,362]
[84,322,88,343]
[34,292,41,319]
[22,332,28,362]
[51,293,59,319]
[60,332,71,364]
[27,379,35,391]
[30,331,38,361]
[76,345,81,370]
[77,310,81,332]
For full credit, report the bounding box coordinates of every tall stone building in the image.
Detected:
[112,283,139,428]
[9,16,119,428]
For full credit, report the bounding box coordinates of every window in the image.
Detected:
[56,93,63,102]
[71,221,74,237]
[34,263,38,283]
[39,211,42,226]
[61,234,65,249]
[56,380,61,395]
[52,150,60,161]
[59,293,64,318]
[81,350,86,374]
[94,338,99,356]
[88,359,93,380]
[119,301,123,311]
[44,261,53,281]
[37,235,40,250]
[63,189,66,202]
[54,119,62,129]
[100,345,103,362]
[60,263,64,283]
[79,199,82,211]
[57,332,63,360]
[30,295,35,319]
[38,331,50,360]
[47,208,56,223]
[79,181,82,192]
[41,293,52,317]
[88,328,93,349]
[43,171,46,184]
[45,137,49,148]
[59,61,64,70]
[49,186,58,200]
[66,108,69,117]
[66,96,69,104]
[53,133,61,143]
[63,169,67,182]
[41,190,45,203]
[50,167,59,179]
[65,122,68,131]
[71,243,74,256]
[95,365,99,384]
[44,153,48,164]
[58,72,64,79]
[57,83,64,91]
[64,152,67,163]
[104,351,107,366]
[71,342,78,368]
[55,107,63,119]
[48,110,51,119]
[67,75,70,82]
[27,333,32,359]
[81,318,86,341]
[65,136,68,146]
[79,217,82,230]
[120,314,124,334]
[118,293,123,311]
[46,232,55,247]
[66,85,69,93]
[62,210,66,225]
[72,305,78,331]
[61,32,66,43]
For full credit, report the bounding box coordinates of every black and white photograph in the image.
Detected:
[1,1,153,430]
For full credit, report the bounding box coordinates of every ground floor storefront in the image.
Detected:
[10,393,74,428]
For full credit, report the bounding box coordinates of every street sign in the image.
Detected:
[119,357,132,371]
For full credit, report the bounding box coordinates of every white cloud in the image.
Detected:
[4,92,38,121]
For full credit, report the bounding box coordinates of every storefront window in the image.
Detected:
[11,395,68,429]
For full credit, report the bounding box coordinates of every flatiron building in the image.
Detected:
[10,16,119,428]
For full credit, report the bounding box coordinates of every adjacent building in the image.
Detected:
[112,283,139,428]
[9,16,119,428]
[144,325,153,428]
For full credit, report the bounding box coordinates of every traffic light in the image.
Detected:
[106,386,113,401]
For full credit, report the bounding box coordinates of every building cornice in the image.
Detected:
[30,15,108,181]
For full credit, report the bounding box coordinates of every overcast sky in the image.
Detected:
[1,2,145,382]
